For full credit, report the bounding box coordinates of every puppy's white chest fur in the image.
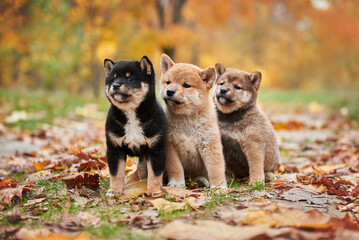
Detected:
[109,110,160,150]
[109,111,145,150]
[123,111,145,149]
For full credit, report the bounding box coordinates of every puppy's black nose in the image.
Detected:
[220,88,228,94]
[166,89,175,97]
[113,83,120,90]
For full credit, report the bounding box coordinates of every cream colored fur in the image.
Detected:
[160,54,227,188]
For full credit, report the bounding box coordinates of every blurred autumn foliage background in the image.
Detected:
[1,0,359,93]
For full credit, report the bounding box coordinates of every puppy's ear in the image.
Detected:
[104,59,114,76]
[199,67,216,90]
[160,54,175,73]
[140,56,154,75]
[250,71,262,91]
[215,63,226,77]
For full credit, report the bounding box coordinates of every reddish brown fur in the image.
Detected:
[213,63,280,184]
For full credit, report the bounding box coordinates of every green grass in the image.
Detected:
[259,88,359,119]
[87,223,161,240]
[1,88,358,131]
[0,89,109,130]
[159,208,191,221]
[203,189,240,209]
[247,180,267,191]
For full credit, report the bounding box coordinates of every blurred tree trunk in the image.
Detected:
[156,0,187,60]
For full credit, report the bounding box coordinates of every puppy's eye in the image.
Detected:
[166,80,171,85]
[220,82,224,86]
[234,85,241,90]
[183,83,191,88]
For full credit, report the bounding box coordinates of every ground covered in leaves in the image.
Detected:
[1,102,359,240]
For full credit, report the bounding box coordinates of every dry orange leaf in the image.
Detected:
[241,206,331,228]
[0,178,17,190]
[301,163,348,174]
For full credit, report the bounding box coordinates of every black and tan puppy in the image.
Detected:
[160,54,227,189]
[213,63,279,184]
[104,56,166,196]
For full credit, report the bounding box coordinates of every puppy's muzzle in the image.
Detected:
[216,88,233,104]
[163,89,182,106]
[166,89,176,97]
[112,83,121,91]
[110,83,132,102]
[219,88,228,95]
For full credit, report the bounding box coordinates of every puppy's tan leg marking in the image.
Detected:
[166,144,185,188]
[137,157,147,180]
[147,160,163,189]
[242,142,265,184]
[200,136,227,188]
[109,160,127,195]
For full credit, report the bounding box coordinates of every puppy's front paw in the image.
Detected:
[167,180,185,188]
[194,176,210,187]
[210,185,229,195]
[106,190,122,197]
[265,172,275,182]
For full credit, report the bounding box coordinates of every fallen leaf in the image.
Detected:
[128,209,160,229]
[125,168,140,185]
[33,160,52,172]
[295,183,328,193]
[280,188,329,204]
[26,170,56,182]
[149,196,204,212]
[69,212,101,227]
[149,198,188,212]
[273,121,305,130]
[0,186,30,208]
[334,202,356,212]
[351,184,359,197]
[33,186,45,197]
[301,163,348,174]
[242,207,331,228]
[61,172,99,190]
[145,186,205,200]
[122,180,147,198]
[23,198,46,206]
[68,190,89,206]
[157,219,289,240]
[0,178,17,190]
[16,228,90,240]
[268,174,297,189]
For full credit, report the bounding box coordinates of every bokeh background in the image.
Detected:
[1,0,359,129]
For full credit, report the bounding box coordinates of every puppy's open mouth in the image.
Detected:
[216,96,233,105]
[113,93,132,102]
[164,98,183,106]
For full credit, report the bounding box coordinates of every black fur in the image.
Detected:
[104,56,167,178]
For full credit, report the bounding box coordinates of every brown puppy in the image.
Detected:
[160,54,227,188]
[213,63,279,184]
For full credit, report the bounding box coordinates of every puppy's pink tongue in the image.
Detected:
[219,97,227,104]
